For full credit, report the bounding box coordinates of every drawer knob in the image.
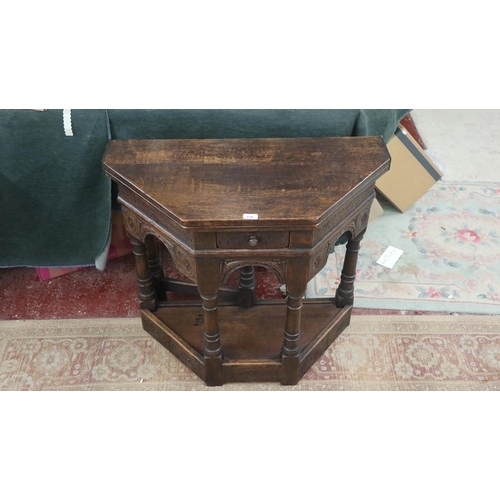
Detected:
[248,236,258,247]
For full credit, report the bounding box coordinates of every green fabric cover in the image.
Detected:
[0,110,111,267]
[108,109,409,144]
[1,109,409,268]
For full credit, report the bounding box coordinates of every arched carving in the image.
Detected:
[121,207,197,282]
[313,188,373,241]
[308,218,360,280]
[331,220,356,248]
[220,260,286,284]
[164,239,197,282]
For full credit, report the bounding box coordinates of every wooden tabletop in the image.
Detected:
[103,137,390,228]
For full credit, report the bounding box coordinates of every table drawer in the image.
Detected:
[217,231,289,249]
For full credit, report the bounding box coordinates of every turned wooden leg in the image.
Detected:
[145,235,166,301]
[282,292,303,357]
[281,259,308,385]
[237,265,256,308]
[197,261,224,386]
[280,290,306,385]
[200,291,224,386]
[336,230,365,308]
[201,292,222,357]
[130,236,156,311]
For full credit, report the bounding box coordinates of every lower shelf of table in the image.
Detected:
[141,299,352,385]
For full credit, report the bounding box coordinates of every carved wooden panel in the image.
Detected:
[308,238,335,281]
[220,259,286,284]
[121,206,197,282]
[307,199,372,281]
[118,188,196,248]
[313,187,374,244]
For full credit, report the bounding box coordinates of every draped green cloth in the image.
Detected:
[107,109,409,143]
[0,109,409,267]
[0,110,112,268]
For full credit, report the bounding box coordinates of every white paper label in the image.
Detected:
[376,245,404,269]
[243,213,259,220]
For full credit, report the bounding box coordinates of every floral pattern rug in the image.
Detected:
[0,316,498,390]
[306,181,500,314]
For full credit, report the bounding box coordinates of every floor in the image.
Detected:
[1,111,493,321]
[410,109,500,182]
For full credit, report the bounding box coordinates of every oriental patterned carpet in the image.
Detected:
[306,180,500,314]
[1,315,499,390]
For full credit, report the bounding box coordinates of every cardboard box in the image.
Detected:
[376,124,443,212]
[368,197,384,223]
[36,210,133,281]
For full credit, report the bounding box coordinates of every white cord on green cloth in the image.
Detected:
[63,109,73,136]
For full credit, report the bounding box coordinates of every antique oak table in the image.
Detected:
[103,137,390,386]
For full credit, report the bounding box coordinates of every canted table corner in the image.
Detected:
[103,137,390,386]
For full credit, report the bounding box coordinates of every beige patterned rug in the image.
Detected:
[0,315,499,391]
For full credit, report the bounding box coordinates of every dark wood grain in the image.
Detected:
[103,137,390,228]
[103,136,391,385]
[143,301,352,384]
[153,301,342,361]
